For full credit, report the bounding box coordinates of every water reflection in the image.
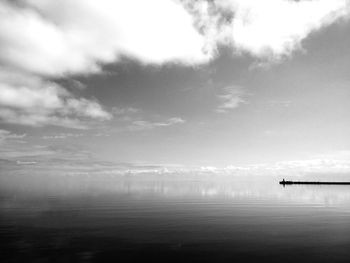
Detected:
[1,173,350,262]
[1,174,350,206]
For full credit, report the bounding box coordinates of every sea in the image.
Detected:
[1,171,350,262]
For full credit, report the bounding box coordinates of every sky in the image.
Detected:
[1,0,350,176]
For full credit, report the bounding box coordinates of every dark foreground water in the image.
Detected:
[1,174,350,262]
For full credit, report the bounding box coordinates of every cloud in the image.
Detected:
[0,129,26,143]
[0,0,211,77]
[190,157,350,177]
[268,159,350,176]
[1,0,349,73]
[43,133,84,140]
[183,0,350,61]
[112,107,140,115]
[111,107,142,122]
[215,0,350,60]
[216,86,247,113]
[0,77,112,129]
[111,109,185,132]
[0,109,86,129]
[0,0,349,129]
[3,0,346,75]
[0,0,212,128]
[129,117,186,131]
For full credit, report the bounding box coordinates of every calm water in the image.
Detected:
[1,173,350,262]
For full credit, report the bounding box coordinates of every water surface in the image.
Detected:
[1,173,350,262]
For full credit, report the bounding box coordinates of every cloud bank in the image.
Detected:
[201,0,350,60]
[0,0,349,128]
[234,0,348,59]
[0,0,211,77]
[0,72,112,129]
[0,0,213,128]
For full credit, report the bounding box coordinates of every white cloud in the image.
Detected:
[0,82,64,110]
[0,0,211,77]
[4,0,346,76]
[270,159,350,176]
[1,0,349,72]
[43,133,84,140]
[130,117,186,131]
[0,0,349,129]
[215,0,350,60]
[183,0,350,61]
[0,0,212,128]
[0,109,86,129]
[183,157,350,177]
[0,78,112,129]
[111,109,185,131]
[216,86,247,113]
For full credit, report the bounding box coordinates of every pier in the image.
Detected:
[280,179,350,185]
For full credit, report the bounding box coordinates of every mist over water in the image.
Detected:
[1,171,350,263]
